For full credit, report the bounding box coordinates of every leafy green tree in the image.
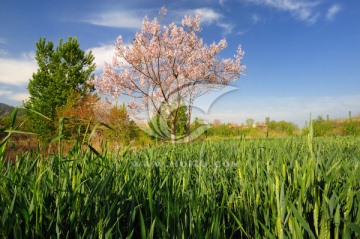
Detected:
[312,116,333,137]
[267,120,298,136]
[246,118,254,128]
[265,117,270,125]
[173,106,188,136]
[148,105,188,141]
[23,37,96,137]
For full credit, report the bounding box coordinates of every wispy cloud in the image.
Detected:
[0,89,29,102]
[83,10,143,28]
[252,13,262,24]
[181,8,234,35]
[192,8,223,24]
[245,0,321,24]
[326,4,341,21]
[0,37,6,44]
[217,22,235,35]
[236,29,249,35]
[219,0,226,7]
[84,7,234,34]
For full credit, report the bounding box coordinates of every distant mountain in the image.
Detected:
[0,103,21,117]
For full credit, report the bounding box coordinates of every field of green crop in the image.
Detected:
[1,136,360,238]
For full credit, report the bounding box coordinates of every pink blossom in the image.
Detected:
[90,7,245,143]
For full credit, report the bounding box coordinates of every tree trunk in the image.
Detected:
[170,118,176,144]
[170,125,176,144]
[185,104,193,143]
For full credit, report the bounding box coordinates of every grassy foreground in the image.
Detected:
[1,137,360,238]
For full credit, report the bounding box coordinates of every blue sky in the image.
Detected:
[0,0,359,126]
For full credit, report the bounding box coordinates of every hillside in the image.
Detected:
[0,103,15,117]
[0,103,25,119]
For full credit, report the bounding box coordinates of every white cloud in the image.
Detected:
[253,0,320,12]
[181,8,234,35]
[236,29,249,35]
[326,4,341,21]
[87,44,115,72]
[86,7,233,35]
[0,56,37,86]
[252,14,262,24]
[0,37,6,44]
[87,43,131,73]
[192,8,223,24]
[84,11,143,28]
[0,89,29,102]
[217,22,235,35]
[219,0,226,7]
[245,0,321,24]
[304,12,320,25]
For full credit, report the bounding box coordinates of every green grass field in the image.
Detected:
[1,136,360,238]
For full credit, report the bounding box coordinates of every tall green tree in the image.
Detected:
[171,105,188,137]
[23,37,96,137]
[149,105,188,141]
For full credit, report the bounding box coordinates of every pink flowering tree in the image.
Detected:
[91,7,245,143]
